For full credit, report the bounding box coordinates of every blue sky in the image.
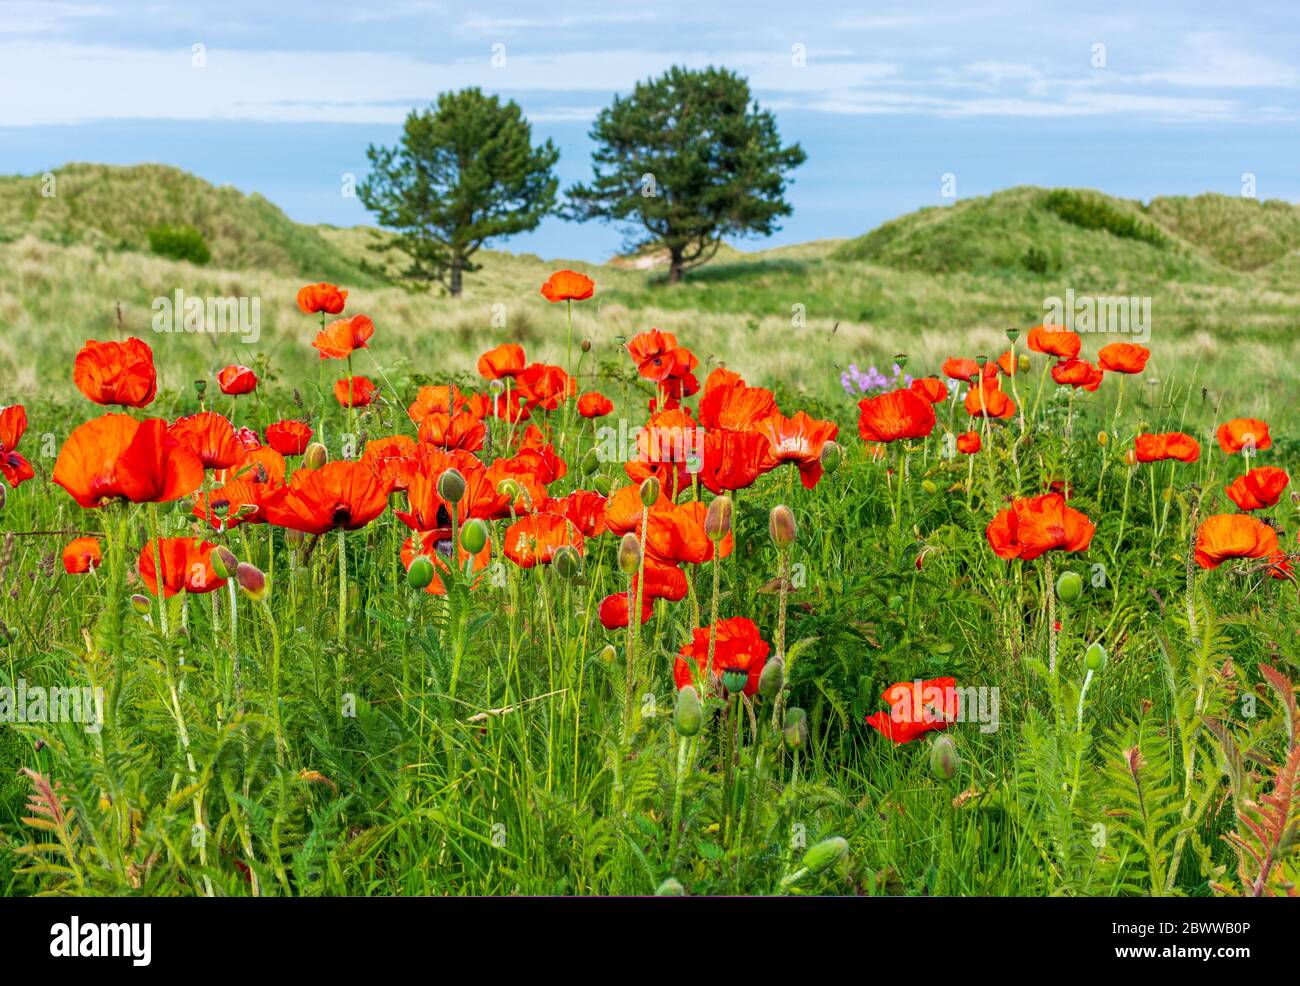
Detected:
[2,0,1297,261]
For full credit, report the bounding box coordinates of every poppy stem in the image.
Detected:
[1045,553,1058,674]
[667,734,689,862]
[337,526,347,654]
[257,597,286,765]
[149,506,169,638]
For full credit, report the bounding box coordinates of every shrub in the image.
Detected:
[1042,190,1166,248]
[147,224,211,264]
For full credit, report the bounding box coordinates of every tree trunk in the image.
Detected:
[667,250,685,285]
[449,258,463,297]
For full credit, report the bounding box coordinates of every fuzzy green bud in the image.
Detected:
[580,448,601,476]
[769,504,796,548]
[704,495,732,542]
[802,836,849,875]
[235,562,269,602]
[460,518,488,555]
[130,593,152,615]
[553,545,582,580]
[438,468,466,505]
[1056,570,1084,604]
[758,658,784,700]
[921,479,938,495]
[303,442,328,470]
[783,707,808,750]
[407,555,436,590]
[211,546,239,580]
[819,440,842,476]
[1085,642,1108,672]
[639,476,660,506]
[591,475,612,496]
[618,533,642,574]
[1018,354,1031,373]
[598,644,617,665]
[674,685,703,736]
[929,734,959,780]
[655,877,685,896]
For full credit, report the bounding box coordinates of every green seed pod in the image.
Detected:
[783,707,808,751]
[211,546,239,580]
[769,504,796,547]
[929,734,959,780]
[921,479,938,495]
[1005,327,1020,343]
[655,877,685,896]
[407,555,435,590]
[1055,570,1084,604]
[704,496,733,542]
[674,685,703,736]
[460,518,488,555]
[580,447,601,475]
[722,668,749,695]
[639,476,661,506]
[819,440,842,476]
[553,545,582,579]
[1018,354,1031,373]
[1085,642,1108,672]
[802,836,849,875]
[235,562,269,602]
[438,468,466,505]
[303,442,328,470]
[758,658,784,700]
[130,593,152,615]
[193,379,207,398]
[618,533,642,574]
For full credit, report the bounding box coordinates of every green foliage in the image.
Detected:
[565,66,806,283]
[146,223,211,265]
[1041,189,1167,248]
[359,88,559,295]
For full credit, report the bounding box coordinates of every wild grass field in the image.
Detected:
[0,164,1298,897]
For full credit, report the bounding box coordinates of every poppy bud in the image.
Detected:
[496,477,521,499]
[235,562,268,601]
[769,504,796,548]
[722,668,749,694]
[674,685,703,736]
[930,734,959,780]
[1085,642,1107,672]
[130,593,151,615]
[1096,430,1109,447]
[489,379,505,396]
[1124,450,1137,466]
[1055,570,1083,603]
[618,533,642,574]
[304,442,328,469]
[438,468,466,505]
[598,644,617,665]
[802,836,849,875]
[0,485,6,511]
[460,518,488,555]
[207,546,236,579]
[580,339,592,353]
[591,475,612,496]
[580,448,601,475]
[758,657,784,700]
[639,476,660,506]
[655,877,685,896]
[407,555,435,590]
[921,479,938,495]
[820,440,842,475]
[783,707,808,750]
[1018,354,1031,373]
[704,496,732,541]
[553,545,582,580]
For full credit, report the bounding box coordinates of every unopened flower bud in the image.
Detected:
[758,657,784,700]
[598,643,617,665]
[497,477,521,499]
[921,479,938,495]
[438,468,466,505]
[802,836,849,875]
[580,339,592,353]
[783,707,808,750]
[130,593,151,615]
[460,518,488,555]
[655,877,685,896]
[769,504,796,547]
[639,476,660,506]
[1055,570,1083,603]
[1018,354,1031,373]
[618,533,642,574]
[303,442,328,469]
[930,734,959,780]
[235,562,268,601]
[674,685,703,736]
[1085,642,1108,672]
[580,448,601,475]
[1096,430,1109,447]
[704,496,732,542]
[407,555,435,590]
[819,440,842,475]
[591,475,612,496]
[212,546,239,580]
[553,545,582,579]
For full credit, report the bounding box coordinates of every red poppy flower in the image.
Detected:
[1134,432,1200,463]
[910,377,950,404]
[361,435,418,493]
[232,445,287,485]
[533,491,608,538]
[577,392,615,418]
[397,449,506,530]
[1026,325,1081,360]
[407,385,475,424]
[698,369,778,431]
[864,677,958,743]
[1216,418,1272,456]
[1051,358,1104,391]
[1225,467,1290,512]
[264,420,313,456]
[334,375,378,408]
[417,411,485,452]
[0,404,35,488]
[678,500,733,560]
[169,411,242,470]
[138,537,226,597]
[312,314,374,359]
[53,415,203,509]
[296,282,348,315]
[217,364,258,395]
[73,338,157,407]
[941,358,979,383]
[401,530,490,595]
[986,493,1095,561]
[673,617,771,697]
[956,431,981,454]
[540,269,595,303]
[598,592,654,629]
[1097,343,1150,374]
[858,389,937,443]
[755,411,839,489]
[261,461,389,534]
[62,537,102,574]
[502,512,583,568]
[699,428,768,494]
[477,343,527,380]
[193,477,274,530]
[516,363,575,411]
[627,330,699,385]
[1194,514,1288,574]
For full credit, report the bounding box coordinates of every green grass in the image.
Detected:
[0,165,1298,896]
